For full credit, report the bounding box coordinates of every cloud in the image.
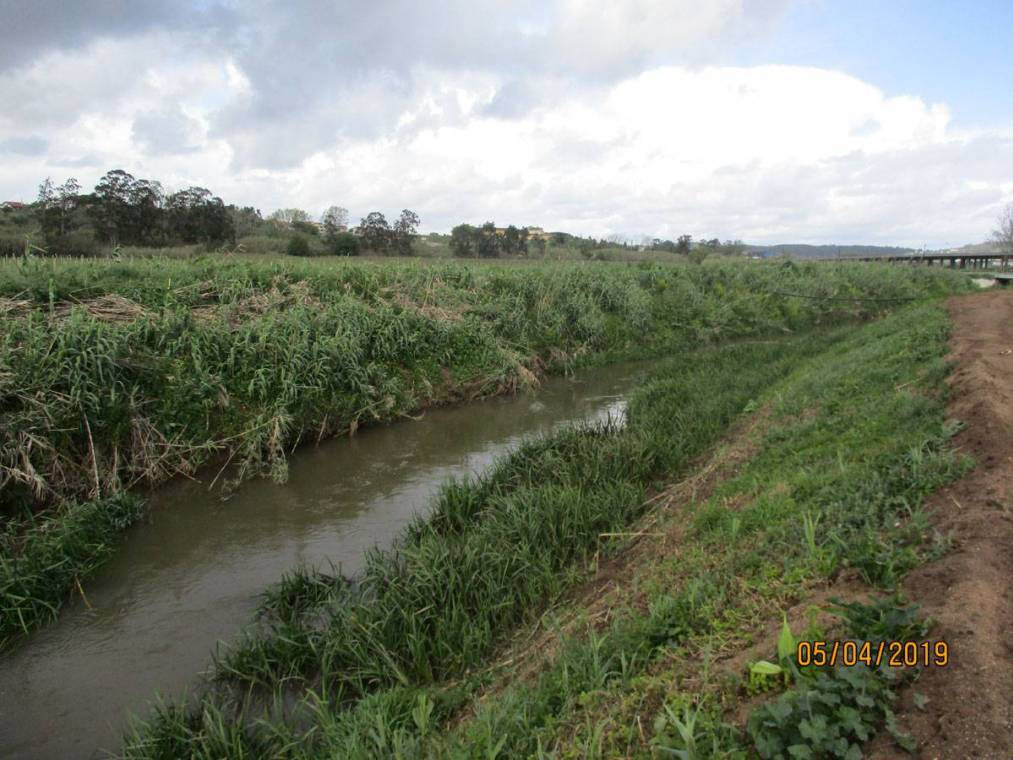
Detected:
[0,1,1009,246]
[132,106,203,154]
[0,136,47,156]
[0,0,233,73]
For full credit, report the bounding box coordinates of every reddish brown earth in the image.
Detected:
[875,290,1013,759]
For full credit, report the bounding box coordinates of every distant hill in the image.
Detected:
[743,244,918,260]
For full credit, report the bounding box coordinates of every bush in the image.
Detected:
[0,235,24,258]
[331,231,360,256]
[48,230,102,258]
[286,235,313,257]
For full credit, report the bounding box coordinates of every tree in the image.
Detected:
[450,224,476,256]
[168,187,234,245]
[287,235,313,256]
[128,179,165,245]
[268,208,310,224]
[331,231,360,256]
[229,206,263,238]
[55,178,81,237]
[477,221,500,258]
[994,204,1013,255]
[321,206,349,233]
[392,209,420,256]
[676,235,692,255]
[91,169,137,244]
[502,225,522,256]
[358,211,391,252]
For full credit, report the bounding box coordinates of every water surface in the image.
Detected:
[0,361,650,758]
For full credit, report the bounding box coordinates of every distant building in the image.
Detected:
[491,225,552,241]
[1,201,27,211]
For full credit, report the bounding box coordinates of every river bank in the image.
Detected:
[1,257,970,645]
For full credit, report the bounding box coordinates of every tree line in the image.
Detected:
[36,170,239,252]
[449,223,535,257]
[22,169,425,258]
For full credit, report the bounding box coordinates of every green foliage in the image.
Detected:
[747,598,927,759]
[286,234,313,257]
[121,331,840,756]
[330,231,359,256]
[0,260,971,649]
[0,494,142,646]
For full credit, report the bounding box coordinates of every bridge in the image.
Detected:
[841,251,1011,271]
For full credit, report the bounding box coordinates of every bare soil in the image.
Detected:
[873,290,1013,759]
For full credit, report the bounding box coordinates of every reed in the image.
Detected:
[0,256,970,645]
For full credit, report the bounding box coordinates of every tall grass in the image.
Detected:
[120,330,850,756]
[140,301,967,759]
[0,256,969,644]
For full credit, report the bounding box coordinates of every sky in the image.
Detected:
[1,0,1012,247]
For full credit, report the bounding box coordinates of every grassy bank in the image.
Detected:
[423,302,967,759]
[119,298,967,757]
[0,257,968,644]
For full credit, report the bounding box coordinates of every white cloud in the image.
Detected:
[0,1,1009,246]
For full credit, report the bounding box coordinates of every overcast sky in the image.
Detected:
[2,0,1012,247]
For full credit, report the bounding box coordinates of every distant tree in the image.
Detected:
[358,211,392,252]
[722,239,747,257]
[994,204,1013,255]
[531,236,547,256]
[229,206,263,238]
[321,206,349,233]
[502,225,522,256]
[450,223,476,256]
[167,187,234,245]
[331,231,360,256]
[286,235,312,256]
[36,177,58,241]
[268,208,310,224]
[676,234,692,255]
[292,220,319,237]
[392,209,421,256]
[129,179,165,245]
[91,169,138,244]
[477,221,500,258]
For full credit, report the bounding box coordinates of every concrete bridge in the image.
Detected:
[842,251,1011,271]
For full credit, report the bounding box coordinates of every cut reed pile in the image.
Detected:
[0,255,971,643]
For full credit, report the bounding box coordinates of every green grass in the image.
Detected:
[433,301,967,759]
[0,256,969,644]
[120,320,919,757]
[115,299,970,758]
[0,493,142,645]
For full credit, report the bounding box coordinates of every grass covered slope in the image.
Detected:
[122,329,845,757]
[0,257,968,642]
[120,301,966,758]
[0,256,966,517]
[434,302,969,759]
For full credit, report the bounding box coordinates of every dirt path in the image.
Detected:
[878,290,1013,759]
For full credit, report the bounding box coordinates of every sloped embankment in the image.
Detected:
[874,290,1013,758]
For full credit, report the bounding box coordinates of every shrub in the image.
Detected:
[331,231,360,256]
[286,235,313,257]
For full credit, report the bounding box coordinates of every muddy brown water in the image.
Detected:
[0,361,652,759]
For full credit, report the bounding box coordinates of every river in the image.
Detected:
[0,360,651,758]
